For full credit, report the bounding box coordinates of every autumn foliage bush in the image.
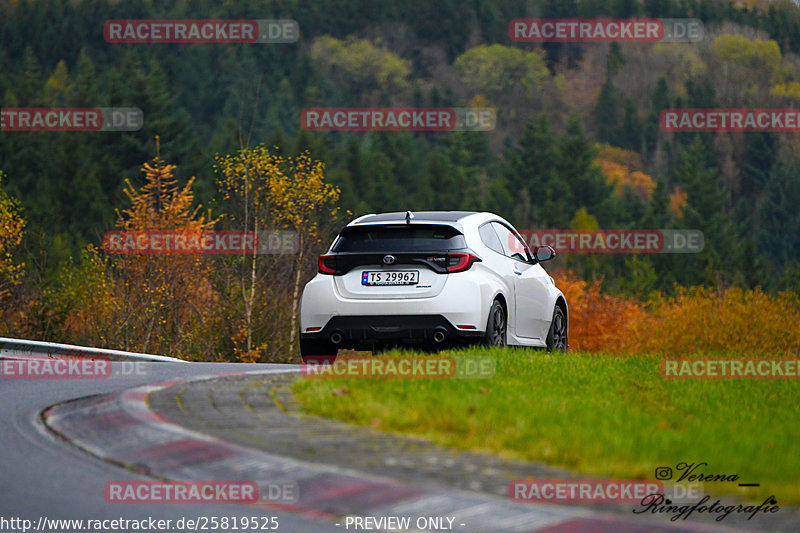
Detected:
[622,286,800,356]
[553,270,646,352]
[553,269,800,356]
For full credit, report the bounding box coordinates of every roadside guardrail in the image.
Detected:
[0,337,185,363]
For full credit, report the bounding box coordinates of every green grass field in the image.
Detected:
[292,347,800,504]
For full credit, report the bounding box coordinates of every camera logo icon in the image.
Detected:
[655,467,673,480]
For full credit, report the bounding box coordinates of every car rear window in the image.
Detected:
[333,224,466,252]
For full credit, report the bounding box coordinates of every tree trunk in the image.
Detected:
[289,232,304,356]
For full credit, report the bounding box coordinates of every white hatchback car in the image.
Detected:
[299,211,568,356]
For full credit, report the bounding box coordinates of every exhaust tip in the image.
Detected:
[433,329,447,343]
[330,331,344,345]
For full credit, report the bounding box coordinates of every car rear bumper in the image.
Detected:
[301,314,484,348]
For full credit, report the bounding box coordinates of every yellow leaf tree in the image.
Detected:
[0,170,25,305]
[215,146,342,361]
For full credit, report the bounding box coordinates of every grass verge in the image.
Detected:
[292,346,800,504]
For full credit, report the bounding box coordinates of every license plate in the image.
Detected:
[361,270,419,286]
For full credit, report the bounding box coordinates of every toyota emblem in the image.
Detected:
[382,255,396,265]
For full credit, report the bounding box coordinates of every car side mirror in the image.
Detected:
[532,245,556,263]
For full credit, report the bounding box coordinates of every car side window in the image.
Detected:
[491,222,529,262]
[479,223,505,255]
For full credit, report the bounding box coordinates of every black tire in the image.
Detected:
[483,300,507,347]
[546,305,568,352]
[299,338,338,358]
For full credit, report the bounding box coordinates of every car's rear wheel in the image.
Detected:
[546,306,568,352]
[299,338,338,358]
[483,300,506,347]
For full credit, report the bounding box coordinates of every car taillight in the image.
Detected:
[447,252,481,273]
[318,254,336,274]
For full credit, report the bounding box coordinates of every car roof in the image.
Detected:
[349,211,485,226]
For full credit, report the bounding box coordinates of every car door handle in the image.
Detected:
[513,265,523,275]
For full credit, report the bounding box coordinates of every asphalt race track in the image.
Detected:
[0,361,334,533]
[1,358,787,533]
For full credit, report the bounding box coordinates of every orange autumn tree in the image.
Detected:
[668,186,687,218]
[111,139,219,357]
[594,144,655,200]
